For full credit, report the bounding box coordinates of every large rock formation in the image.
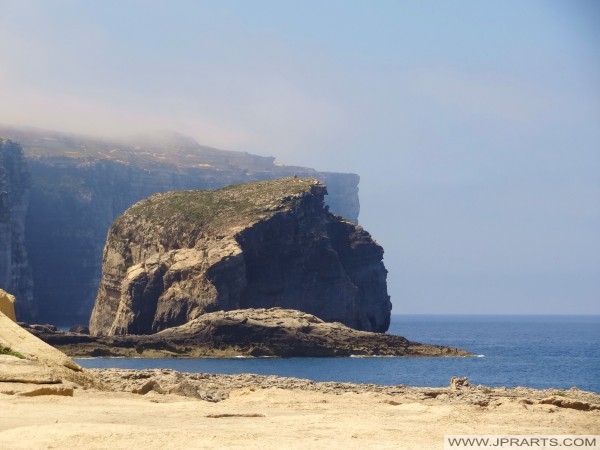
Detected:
[89,178,391,336]
[0,126,360,325]
[0,139,33,318]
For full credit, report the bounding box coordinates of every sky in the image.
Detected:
[1,0,599,314]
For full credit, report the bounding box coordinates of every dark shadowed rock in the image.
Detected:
[0,139,33,318]
[69,324,90,334]
[540,396,600,411]
[89,178,391,336]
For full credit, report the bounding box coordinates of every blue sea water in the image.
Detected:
[76,315,600,393]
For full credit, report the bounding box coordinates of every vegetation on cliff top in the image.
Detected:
[0,126,281,171]
[110,177,325,245]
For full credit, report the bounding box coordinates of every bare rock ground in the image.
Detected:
[91,368,600,411]
[1,369,598,450]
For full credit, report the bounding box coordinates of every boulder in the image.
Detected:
[0,289,16,322]
[450,376,470,391]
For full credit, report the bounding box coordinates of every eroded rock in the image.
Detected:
[89,178,392,336]
[540,396,600,411]
[0,310,97,390]
[37,308,471,358]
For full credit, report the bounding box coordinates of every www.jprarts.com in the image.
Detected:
[444,435,599,449]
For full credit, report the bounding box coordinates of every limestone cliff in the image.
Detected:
[0,139,33,318]
[0,126,360,324]
[89,178,390,336]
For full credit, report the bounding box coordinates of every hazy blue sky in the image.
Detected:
[1,1,598,314]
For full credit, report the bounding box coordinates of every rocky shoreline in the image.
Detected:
[2,310,599,449]
[90,368,600,411]
[21,308,471,358]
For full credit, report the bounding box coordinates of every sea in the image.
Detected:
[76,314,600,393]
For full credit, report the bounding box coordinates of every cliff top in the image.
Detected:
[111,177,326,244]
[0,125,322,175]
[0,125,273,170]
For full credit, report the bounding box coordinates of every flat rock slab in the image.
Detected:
[0,355,61,384]
[540,396,600,411]
[37,308,472,358]
[0,381,73,396]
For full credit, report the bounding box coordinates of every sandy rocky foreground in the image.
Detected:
[91,368,600,410]
[1,369,599,450]
[1,310,599,449]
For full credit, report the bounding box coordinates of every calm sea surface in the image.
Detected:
[76,315,600,393]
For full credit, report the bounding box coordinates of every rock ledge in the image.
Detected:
[30,308,470,358]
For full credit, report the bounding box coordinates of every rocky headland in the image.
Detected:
[89,177,391,336]
[0,126,360,325]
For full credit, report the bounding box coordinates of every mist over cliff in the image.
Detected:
[0,126,361,325]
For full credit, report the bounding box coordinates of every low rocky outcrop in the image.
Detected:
[32,308,468,358]
[89,178,391,336]
[90,370,600,411]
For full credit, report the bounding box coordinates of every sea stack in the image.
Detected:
[89,178,391,336]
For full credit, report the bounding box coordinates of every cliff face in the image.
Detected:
[0,139,33,318]
[0,126,360,324]
[89,178,390,336]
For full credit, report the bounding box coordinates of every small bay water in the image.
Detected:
[77,315,600,393]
